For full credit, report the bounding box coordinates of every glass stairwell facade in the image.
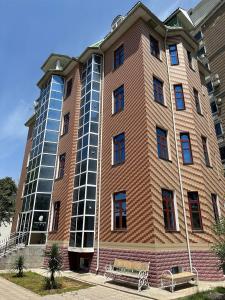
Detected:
[69,54,102,251]
[17,75,64,245]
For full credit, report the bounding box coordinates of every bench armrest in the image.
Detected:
[161,270,173,278]
[105,263,113,272]
[138,270,149,280]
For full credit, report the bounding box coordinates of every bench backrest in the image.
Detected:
[113,259,149,272]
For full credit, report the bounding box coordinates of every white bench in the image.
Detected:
[161,267,198,292]
[104,258,150,291]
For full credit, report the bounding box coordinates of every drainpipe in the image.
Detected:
[95,48,104,274]
[164,27,193,272]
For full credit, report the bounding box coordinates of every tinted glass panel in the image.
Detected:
[35,194,51,210]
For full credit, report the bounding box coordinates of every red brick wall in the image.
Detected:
[89,248,224,286]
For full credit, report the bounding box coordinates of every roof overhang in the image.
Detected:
[166,26,198,51]
[25,114,36,127]
[41,53,72,72]
[164,7,194,31]
[37,57,78,88]
[100,2,165,52]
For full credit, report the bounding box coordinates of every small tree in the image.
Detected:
[44,244,62,289]
[212,218,225,273]
[13,255,25,277]
[0,177,17,225]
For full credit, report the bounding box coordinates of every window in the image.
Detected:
[194,31,203,41]
[65,78,73,98]
[153,77,164,105]
[52,201,60,231]
[113,192,126,230]
[114,45,124,69]
[188,192,203,231]
[197,47,206,57]
[162,189,176,231]
[215,122,223,137]
[206,81,213,94]
[201,136,210,166]
[156,127,169,160]
[169,44,179,65]
[219,146,225,161]
[180,133,193,164]
[193,88,202,114]
[210,101,217,114]
[113,133,125,164]
[113,85,124,113]
[211,194,220,223]
[174,84,185,110]
[62,113,70,135]
[150,35,160,59]
[187,50,193,69]
[57,153,66,178]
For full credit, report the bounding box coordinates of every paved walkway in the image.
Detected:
[1,268,225,300]
[0,274,148,300]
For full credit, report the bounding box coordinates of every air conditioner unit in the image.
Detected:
[214,73,220,80]
[214,79,221,87]
[217,98,222,105]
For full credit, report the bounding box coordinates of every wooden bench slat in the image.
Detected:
[114,258,149,271]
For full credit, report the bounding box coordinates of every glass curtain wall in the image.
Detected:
[17,75,64,244]
[69,54,102,250]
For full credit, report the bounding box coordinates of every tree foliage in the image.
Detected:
[44,244,62,289]
[212,218,225,273]
[0,177,17,225]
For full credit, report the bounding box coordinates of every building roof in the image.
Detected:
[188,0,223,26]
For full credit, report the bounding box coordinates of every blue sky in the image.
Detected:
[0,0,199,183]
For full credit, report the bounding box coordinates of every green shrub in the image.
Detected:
[44,244,62,290]
[12,255,25,277]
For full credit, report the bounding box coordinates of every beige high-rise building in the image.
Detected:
[166,0,225,172]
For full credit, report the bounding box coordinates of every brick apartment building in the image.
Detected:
[11,2,225,286]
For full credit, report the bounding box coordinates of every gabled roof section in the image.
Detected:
[41,53,72,72]
[164,7,194,30]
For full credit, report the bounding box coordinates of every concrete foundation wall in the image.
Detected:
[0,246,45,270]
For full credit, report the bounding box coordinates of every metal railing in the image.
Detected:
[0,232,29,257]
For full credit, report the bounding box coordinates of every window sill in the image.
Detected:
[49,230,58,234]
[171,63,180,66]
[183,162,194,166]
[55,176,64,182]
[206,164,213,169]
[192,230,204,233]
[159,157,172,163]
[63,95,71,101]
[154,100,167,108]
[165,230,180,233]
[111,229,127,232]
[112,161,125,167]
[60,132,68,138]
[176,108,186,111]
[113,64,123,71]
[151,54,163,63]
[197,112,204,117]
[189,66,195,72]
[112,109,124,116]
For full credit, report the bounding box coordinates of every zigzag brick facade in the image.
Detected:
[12,2,225,287]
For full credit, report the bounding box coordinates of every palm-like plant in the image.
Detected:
[13,255,25,277]
[44,244,62,289]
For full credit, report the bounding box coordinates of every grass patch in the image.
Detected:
[0,271,92,296]
[180,287,225,300]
